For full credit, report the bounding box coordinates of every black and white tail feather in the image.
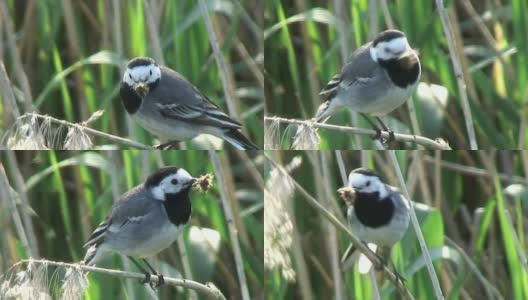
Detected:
[156,101,259,150]
[223,129,260,150]
[314,73,341,123]
[82,218,111,266]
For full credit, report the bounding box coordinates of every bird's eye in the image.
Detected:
[171,179,179,185]
[365,181,371,186]
[150,70,152,76]
[129,73,132,79]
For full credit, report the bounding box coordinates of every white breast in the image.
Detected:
[133,111,201,141]
[121,223,184,258]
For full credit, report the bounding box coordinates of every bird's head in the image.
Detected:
[348,167,387,198]
[122,57,161,98]
[146,166,196,201]
[370,30,413,62]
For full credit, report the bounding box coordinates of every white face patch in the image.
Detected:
[370,36,411,62]
[150,169,194,201]
[123,63,162,86]
[348,172,388,198]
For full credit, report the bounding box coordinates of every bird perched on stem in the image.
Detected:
[315,30,421,143]
[338,167,409,280]
[82,166,212,287]
[120,57,259,150]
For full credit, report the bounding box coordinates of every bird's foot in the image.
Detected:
[381,130,395,144]
[155,141,180,150]
[141,272,164,288]
[153,273,165,288]
[141,272,151,285]
[372,129,382,141]
[394,270,406,285]
[373,252,386,270]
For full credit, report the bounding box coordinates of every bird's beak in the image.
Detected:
[337,187,356,206]
[187,178,197,187]
[133,83,149,97]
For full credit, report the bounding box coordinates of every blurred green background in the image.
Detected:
[0,150,264,299]
[264,0,528,149]
[0,0,263,149]
[265,150,528,299]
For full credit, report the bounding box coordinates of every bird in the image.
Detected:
[339,167,410,277]
[315,30,421,143]
[120,57,259,150]
[82,166,196,287]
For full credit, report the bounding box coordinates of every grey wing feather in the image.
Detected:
[319,74,341,100]
[339,43,380,87]
[106,186,156,225]
[319,43,377,100]
[148,67,241,129]
[84,185,155,247]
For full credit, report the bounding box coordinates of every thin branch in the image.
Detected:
[5,152,40,258]
[198,0,238,118]
[319,152,343,300]
[421,155,528,185]
[10,259,226,300]
[387,151,444,299]
[334,151,348,186]
[333,0,362,148]
[0,1,34,111]
[10,113,154,150]
[209,151,251,300]
[265,116,451,150]
[265,154,416,300]
[434,0,478,149]
[142,0,164,65]
[0,62,20,122]
[0,164,33,257]
[444,237,503,300]
[459,0,514,82]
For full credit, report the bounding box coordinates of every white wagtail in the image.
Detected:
[315,30,421,142]
[83,166,197,287]
[339,167,410,276]
[120,57,259,150]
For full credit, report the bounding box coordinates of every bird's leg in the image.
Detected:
[155,141,180,150]
[360,113,382,140]
[389,258,406,284]
[127,256,152,285]
[371,247,407,285]
[375,117,395,144]
[373,252,387,270]
[142,258,165,287]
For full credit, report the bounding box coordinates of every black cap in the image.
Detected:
[372,30,405,47]
[127,57,157,68]
[351,167,381,179]
[145,166,180,188]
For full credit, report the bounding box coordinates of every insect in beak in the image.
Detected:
[188,178,196,187]
[134,83,149,97]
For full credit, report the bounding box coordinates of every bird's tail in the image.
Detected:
[314,100,332,123]
[223,129,260,150]
[82,244,99,266]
